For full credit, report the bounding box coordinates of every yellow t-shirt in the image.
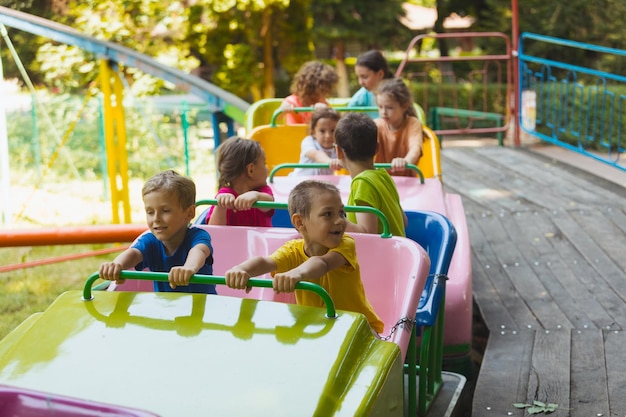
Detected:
[270,235,384,333]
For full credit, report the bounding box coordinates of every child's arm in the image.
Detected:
[304,151,342,171]
[273,251,346,293]
[225,256,277,292]
[235,190,274,212]
[402,119,424,165]
[208,193,236,225]
[304,149,333,164]
[391,119,423,170]
[344,212,379,234]
[99,248,143,284]
[168,243,212,289]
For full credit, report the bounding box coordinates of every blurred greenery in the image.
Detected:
[0,244,114,341]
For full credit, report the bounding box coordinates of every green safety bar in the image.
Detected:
[82,270,337,319]
[268,163,425,184]
[196,199,392,238]
[269,106,378,127]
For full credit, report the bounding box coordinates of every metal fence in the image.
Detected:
[519,32,626,170]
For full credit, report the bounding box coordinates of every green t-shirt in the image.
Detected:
[347,169,406,237]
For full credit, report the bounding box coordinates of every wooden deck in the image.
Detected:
[439,143,626,417]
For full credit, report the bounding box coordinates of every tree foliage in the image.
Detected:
[3,0,626,100]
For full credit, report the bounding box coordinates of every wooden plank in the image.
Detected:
[570,208,626,274]
[470,251,517,331]
[604,330,626,414]
[526,329,571,417]
[495,210,574,329]
[475,147,623,208]
[570,329,609,417]
[441,149,533,213]
[529,208,626,328]
[472,329,534,416]
[472,147,597,211]
[466,213,540,330]
[551,209,626,320]
[512,210,612,329]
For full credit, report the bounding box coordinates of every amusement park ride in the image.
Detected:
[0,6,473,416]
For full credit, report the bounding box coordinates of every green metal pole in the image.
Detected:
[181,101,190,176]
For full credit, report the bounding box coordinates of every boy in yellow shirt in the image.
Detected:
[224,179,384,333]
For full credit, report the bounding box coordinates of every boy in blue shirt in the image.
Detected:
[99,170,216,294]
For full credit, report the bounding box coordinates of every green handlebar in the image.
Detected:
[270,106,378,127]
[83,271,337,319]
[195,199,392,238]
[267,163,424,184]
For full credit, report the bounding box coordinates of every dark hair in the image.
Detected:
[334,113,378,161]
[290,61,338,102]
[288,180,340,219]
[309,107,341,135]
[375,78,418,117]
[216,136,264,188]
[355,50,393,79]
[142,169,196,209]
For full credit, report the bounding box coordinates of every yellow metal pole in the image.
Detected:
[99,59,131,224]
[112,70,131,223]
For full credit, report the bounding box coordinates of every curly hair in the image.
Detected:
[290,61,338,103]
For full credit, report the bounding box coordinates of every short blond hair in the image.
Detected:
[142,170,196,209]
[288,180,340,219]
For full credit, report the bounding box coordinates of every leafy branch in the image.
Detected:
[513,401,559,414]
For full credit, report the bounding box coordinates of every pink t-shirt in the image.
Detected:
[206,185,274,227]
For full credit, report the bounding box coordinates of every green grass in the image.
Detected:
[0,244,117,341]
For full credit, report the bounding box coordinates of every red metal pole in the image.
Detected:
[0,246,126,273]
[0,224,146,247]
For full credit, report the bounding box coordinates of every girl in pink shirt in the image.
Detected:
[206,137,275,226]
[279,61,338,125]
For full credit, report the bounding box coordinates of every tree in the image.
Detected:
[310,0,407,97]
[476,0,626,73]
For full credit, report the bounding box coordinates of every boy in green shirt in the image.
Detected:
[335,112,407,237]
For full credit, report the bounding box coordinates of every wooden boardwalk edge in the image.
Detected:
[439,145,626,417]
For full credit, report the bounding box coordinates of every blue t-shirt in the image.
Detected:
[348,87,379,118]
[131,227,216,294]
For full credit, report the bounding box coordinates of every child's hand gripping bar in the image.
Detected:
[195,199,393,239]
[267,163,424,184]
[82,271,337,319]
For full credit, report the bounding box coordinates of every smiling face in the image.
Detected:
[355,65,385,92]
[312,117,338,150]
[294,190,346,256]
[377,92,409,131]
[143,190,194,253]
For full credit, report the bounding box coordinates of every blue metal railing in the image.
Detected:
[519,32,626,170]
